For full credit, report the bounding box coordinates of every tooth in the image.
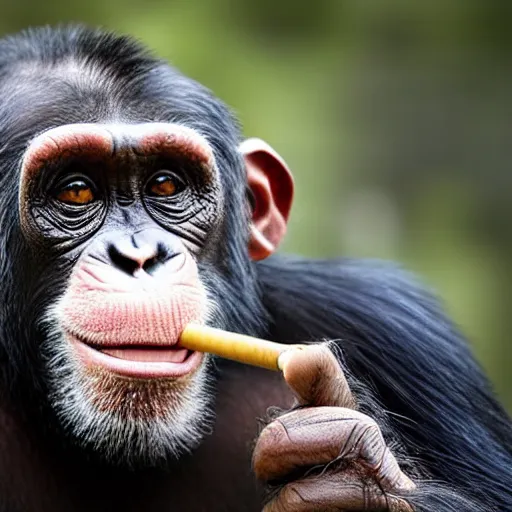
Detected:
[101,348,189,363]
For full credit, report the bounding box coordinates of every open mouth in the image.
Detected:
[99,346,191,363]
[69,334,204,379]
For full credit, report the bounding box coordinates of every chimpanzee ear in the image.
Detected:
[239,138,294,261]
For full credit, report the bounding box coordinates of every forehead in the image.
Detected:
[0,46,241,181]
[0,58,154,128]
[0,57,216,143]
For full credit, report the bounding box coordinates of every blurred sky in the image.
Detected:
[0,1,511,409]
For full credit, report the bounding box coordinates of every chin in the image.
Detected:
[40,313,214,467]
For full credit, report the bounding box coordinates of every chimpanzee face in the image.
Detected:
[19,121,224,465]
[3,29,293,467]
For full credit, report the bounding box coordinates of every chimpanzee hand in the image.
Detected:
[253,345,415,511]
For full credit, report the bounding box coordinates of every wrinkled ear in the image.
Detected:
[240,138,294,261]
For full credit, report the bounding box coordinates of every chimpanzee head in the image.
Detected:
[0,26,293,466]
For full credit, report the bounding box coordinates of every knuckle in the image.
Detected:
[359,417,382,446]
[280,483,308,509]
[263,484,306,512]
[253,420,290,479]
[350,417,388,471]
[359,414,379,431]
[259,420,291,450]
[364,421,382,445]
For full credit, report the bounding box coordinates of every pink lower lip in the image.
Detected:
[70,336,204,379]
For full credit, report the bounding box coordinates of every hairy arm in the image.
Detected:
[257,255,512,510]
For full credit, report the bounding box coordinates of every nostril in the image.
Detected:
[142,256,160,275]
[107,240,178,276]
[156,242,168,261]
[107,244,140,276]
[142,244,176,275]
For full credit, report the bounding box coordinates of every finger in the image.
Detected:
[279,344,355,408]
[253,407,415,493]
[263,469,414,512]
[254,407,364,481]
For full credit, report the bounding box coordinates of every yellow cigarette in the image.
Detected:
[178,324,304,371]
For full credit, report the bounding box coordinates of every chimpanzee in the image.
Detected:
[0,25,510,512]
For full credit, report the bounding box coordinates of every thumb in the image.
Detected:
[279,344,356,409]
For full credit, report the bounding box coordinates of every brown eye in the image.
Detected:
[56,180,95,205]
[147,173,181,197]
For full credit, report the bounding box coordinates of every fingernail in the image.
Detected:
[277,345,307,371]
[277,350,293,371]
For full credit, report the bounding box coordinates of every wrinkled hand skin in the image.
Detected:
[253,345,415,511]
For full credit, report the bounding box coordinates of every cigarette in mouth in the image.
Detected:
[178,324,305,371]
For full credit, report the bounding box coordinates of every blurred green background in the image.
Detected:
[0,1,510,410]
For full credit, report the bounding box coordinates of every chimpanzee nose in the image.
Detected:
[107,232,175,276]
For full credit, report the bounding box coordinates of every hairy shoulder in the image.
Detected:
[257,254,449,337]
[258,254,512,497]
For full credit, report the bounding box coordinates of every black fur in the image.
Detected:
[0,25,510,511]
